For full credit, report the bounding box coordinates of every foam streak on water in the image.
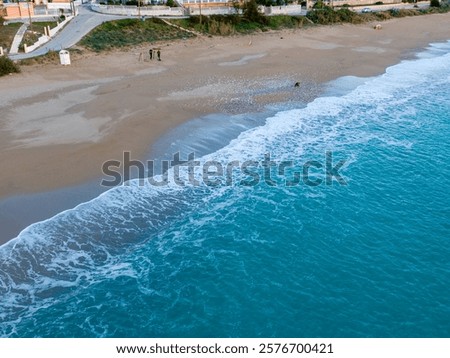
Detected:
[1,41,450,337]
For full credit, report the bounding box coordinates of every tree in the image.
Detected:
[313,0,326,8]
[243,0,267,24]
[231,0,241,13]
[430,0,440,6]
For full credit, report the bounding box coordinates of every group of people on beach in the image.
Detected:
[149,48,161,61]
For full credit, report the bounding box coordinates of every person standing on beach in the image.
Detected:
[157,50,161,61]
[149,48,153,60]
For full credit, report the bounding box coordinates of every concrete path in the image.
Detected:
[9,23,28,55]
[9,5,126,60]
[159,18,203,37]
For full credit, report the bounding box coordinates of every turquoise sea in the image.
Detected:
[0,41,449,338]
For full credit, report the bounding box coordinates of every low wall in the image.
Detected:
[188,6,239,15]
[330,0,399,6]
[187,5,307,16]
[91,3,310,16]
[265,5,306,15]
[24,15,73,53]
[49,15,73,36]
[90,4,185,16]
[183,1,232,6]
[24,34,50,53]
[47,3,73,10]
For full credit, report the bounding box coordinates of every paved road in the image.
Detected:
[9,5,126,60]
[355,2,430,13]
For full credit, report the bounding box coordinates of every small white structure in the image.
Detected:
[59,50,71,65]
[0,47,4,56]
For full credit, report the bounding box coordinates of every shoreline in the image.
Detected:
[1,13,450,244]
[0,106,284,244]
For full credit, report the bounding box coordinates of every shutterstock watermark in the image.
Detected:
[101,151,347,188]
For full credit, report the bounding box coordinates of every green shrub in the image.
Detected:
[256,0,271,5]
[307,5,364,24]
[374,11,392,20]
[336,8,362,23]
[307,6,334,23]
[398,9,420,16]
[0,56,21,76]
[430,0,440,7]
[267,15,304,29]
[243,0,267,24]
[208,19,235,35]
[313,0,326,9]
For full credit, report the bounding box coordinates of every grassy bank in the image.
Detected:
[0,21,22,51]
[80,18,195,52]
[17,48,85,66]
[172,14,310,36]
[77,3,450,52]
[306,4,450,25]
[173,4,450,35]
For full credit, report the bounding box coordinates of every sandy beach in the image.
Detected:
[1,12,450,243]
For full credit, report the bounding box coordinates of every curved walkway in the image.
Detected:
[9,23,28,55]
[9,5,127,60]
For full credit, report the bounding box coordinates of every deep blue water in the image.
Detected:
[1,41,449,338]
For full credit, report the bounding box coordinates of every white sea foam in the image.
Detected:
[218,54,266,66]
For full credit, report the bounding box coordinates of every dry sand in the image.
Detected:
[1,13,450,201]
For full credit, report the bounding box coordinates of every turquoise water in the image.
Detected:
[1,42,450,337]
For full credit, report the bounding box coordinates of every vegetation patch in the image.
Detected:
[430,0,441,7]
[307,6,367,24]
[20,31,40,51]
[306,1,449,25]
[75,2,450,50]
[267,15,308,29]
[173,12,309,36]
[18,49,84,66]
[0,20,22,52]
[80,18,194,52]
[0,56,20,77]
